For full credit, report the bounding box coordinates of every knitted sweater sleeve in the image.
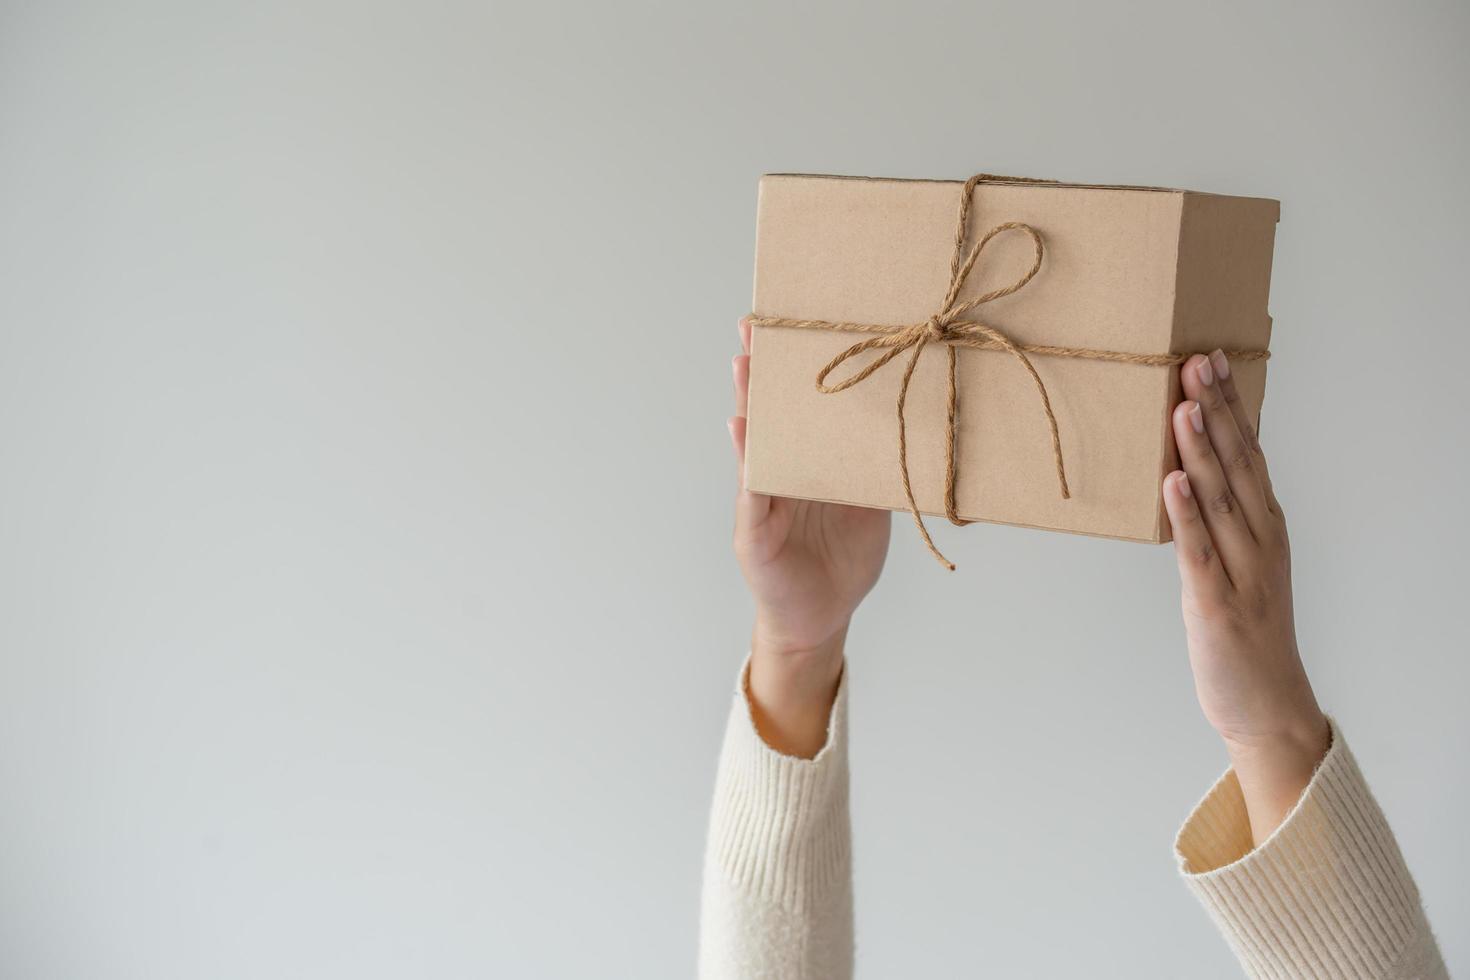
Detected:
[698,665,1446,980]
[1176,718,1447,979]
[698,659,853,980]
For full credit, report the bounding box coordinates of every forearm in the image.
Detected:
[747,621,847,759]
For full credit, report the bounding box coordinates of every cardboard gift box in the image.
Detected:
[744,173,1280,566]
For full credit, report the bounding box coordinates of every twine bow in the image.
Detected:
[748,173,1270,570]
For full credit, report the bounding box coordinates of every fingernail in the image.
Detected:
[1210,349,1230,380]
[1176,472,1192,498]
[1197,356,1214,386]
[1189,402,1205,433]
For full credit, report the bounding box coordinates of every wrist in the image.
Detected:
[751,611,847,677]
[751,616,847,663]
[746,619,848,759]
[1221,710,1330,844]
[1219,705,1330,766]
[750,620,846,704]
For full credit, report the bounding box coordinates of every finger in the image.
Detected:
[729,415,772,528]
[1163,469,1230,603]
[1180,354,1272,539]
[1172,398,1253,581]
[739,316,751,355]
[728,415,746,477]
[1207,349,1281,515]
[733,353,749,418]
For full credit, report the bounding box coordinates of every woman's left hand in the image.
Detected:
[1163,350,1330,844]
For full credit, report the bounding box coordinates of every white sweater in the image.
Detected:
[699,662,1447,979]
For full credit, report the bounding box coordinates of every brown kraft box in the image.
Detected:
[744,173,1280,548]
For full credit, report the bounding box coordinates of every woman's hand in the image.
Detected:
[1164,350,1330,843]
[729,318,890,757]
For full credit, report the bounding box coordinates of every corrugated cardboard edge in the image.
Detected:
[745,177,767,488]
[757,486,1162,544]
[1155,191,1283,544]
[763,172,1190,194]
[1153,193,1190,545]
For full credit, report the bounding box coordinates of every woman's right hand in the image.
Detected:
[729,318,891,757]
[1163,350,1329,843]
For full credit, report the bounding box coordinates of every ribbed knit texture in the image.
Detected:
[1177,720,1447,979]
[700,662,1446,978]
[698,660,852,979]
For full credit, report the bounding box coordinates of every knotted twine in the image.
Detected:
[747,173,1270,570]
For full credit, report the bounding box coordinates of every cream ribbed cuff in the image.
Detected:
[705,658,851,913]
[1176,719,1447,979]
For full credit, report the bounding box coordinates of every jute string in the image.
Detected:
[747,173,1270,570]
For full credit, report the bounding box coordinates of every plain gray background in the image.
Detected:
[1,1,1465,977]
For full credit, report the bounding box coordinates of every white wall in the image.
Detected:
[1,1,1465,976]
